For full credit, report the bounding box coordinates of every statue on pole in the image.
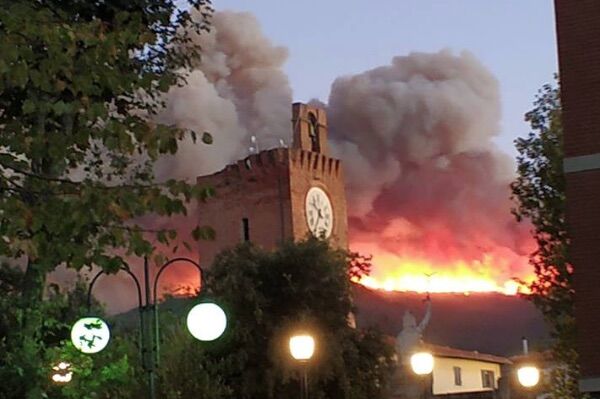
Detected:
[390,292,433,398]
[396,292,432,360]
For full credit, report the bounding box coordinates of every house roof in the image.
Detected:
[383,335,512,364]
[426,343,512,365]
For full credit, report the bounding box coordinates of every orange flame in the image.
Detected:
[351,249,533,296]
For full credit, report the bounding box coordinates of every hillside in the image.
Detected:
[110,286,550,358]
[353,285,549,357]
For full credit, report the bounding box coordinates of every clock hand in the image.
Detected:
[313,213,322,231]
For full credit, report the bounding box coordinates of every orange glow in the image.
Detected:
[354,273,530,295]
[350,247,534,296]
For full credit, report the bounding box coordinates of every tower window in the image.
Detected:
[242,218,250,242]
[308,113,320,153]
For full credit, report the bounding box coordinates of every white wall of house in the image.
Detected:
[432,357,502,395]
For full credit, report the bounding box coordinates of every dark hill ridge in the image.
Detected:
[109,286,550,358]
[352,284,550,357]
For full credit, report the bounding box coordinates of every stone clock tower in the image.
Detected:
[195,103,348,267]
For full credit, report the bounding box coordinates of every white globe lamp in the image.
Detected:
[289,334,315,361]
[70,317,110,354]
[186,303,227,341]
[517,365,540,388]
[411,351,435,375]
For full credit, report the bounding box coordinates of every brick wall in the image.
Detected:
[288,149,348,249]
[196,149,294,267]
[292,102,329,155]
[196,147,348,267]
[555,1,600,156]
[566,171,600,378]
[555,0,600,389]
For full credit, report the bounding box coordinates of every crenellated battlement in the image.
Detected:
[289,148,342,177]
[197,147,343,189]
[197,148,289,188]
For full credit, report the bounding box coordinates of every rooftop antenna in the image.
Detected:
[249,135,259,154]
[522,336,529,355]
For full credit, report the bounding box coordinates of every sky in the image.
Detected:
[211,0,558,156]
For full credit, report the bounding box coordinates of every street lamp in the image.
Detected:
[411,351,434,399]
[517,336,540,390]
[70,316,111,354]
[186,302,227,341]
[411,351,434,375]
[51,362,73,384]
[289,334,315,399]
[79,256,227,399]
[517,366,540,388]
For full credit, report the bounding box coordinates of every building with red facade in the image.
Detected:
[195,103,348,267]
[554,1,600,395]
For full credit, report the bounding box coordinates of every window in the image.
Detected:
[242,218,250,242]
[481,370,495,388]
[453,366,462,386]
[308,113,320,153]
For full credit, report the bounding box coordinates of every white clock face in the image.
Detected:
[305,187,334,238]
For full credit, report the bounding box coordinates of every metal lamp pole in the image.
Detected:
[87,256,203,399]
[410,352,434,399]
[300,361,308,399]
[516,337,540,399]
[289,334,315,399]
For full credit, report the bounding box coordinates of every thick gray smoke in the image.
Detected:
[49,11,294,314]
[155,11,293,181]
[326,50,533,284]
[56,17,535,313]
[147,11,293,306]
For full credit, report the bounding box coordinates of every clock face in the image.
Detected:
[305,187,334,238]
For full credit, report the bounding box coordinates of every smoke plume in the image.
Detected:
[146,11,294,309]
[326,50,534,291]
[155,11,293,180]
[49,11,294,314]
[59,12,534,313]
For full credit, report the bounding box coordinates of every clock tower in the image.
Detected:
[195,103,348,266]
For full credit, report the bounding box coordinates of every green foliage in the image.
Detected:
[0,263,141,398]
[0,0,212,395]
[0,0,213,273]
[511,79,582,399]
[44,338,136,399]
[157,320,232,399]
[162,239,395,399]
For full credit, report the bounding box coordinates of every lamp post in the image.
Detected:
[516,337,539,397]
[411,351,434,399]
[81,256,226,399]
[289,334,315,399]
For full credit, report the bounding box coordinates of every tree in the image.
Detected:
[176,239,396,399]
[0,263,141,398]
[511,79,581,398]
[156,318,232,399]
[0,1,212,395]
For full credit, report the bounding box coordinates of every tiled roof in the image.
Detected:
[426,343,512,365]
